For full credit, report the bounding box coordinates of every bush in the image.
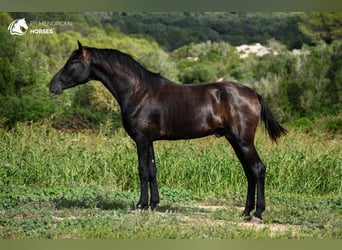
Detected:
[0,26,55,128]
[236,40,341,121]
[182,62,217,83]
[0,95,55,127]
[173,41,240,83]
[279,41,341,117]
[52,85,121,131]
[324,115,342,134]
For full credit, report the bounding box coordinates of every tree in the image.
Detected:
[0,12,12,26]
[0,26,55,127]
[299,12,342,44]
[277,41,342,118]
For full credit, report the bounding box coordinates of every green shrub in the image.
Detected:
[324,115,342,134]
[182,62,217,83]
[0,95,55,128]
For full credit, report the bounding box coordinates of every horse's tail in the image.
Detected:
[257,94,287,143]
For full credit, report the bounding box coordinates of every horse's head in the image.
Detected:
[9,18,28,35]
[17,18,28,30]
[50,41,92,94]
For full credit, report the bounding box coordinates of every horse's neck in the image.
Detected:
[91,63,141,109]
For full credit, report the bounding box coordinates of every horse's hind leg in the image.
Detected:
[226,136,266,220]
[148,144,159,209]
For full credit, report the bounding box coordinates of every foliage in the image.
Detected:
[0,119,340,195]
[172,41,240,83]
[52,84,120,131]
[0,13,180,128]
[0,12,12,25]
[0,11,341,128]
[0,186,341,239]
[299,12,342,44]
[230,39,342,121]
[0,121,341,239]
[0,96,54,127]
[107,12,310,51]
[0,26,55,127]
[279,41,342,118]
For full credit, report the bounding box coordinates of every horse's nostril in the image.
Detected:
[50,83,63,94]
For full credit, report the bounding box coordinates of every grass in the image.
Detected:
[0,186,340,239]
[0,119,341,238]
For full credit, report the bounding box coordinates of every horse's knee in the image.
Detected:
[255,161,266,177]
[258,162,266,176]
[251,161,266,181]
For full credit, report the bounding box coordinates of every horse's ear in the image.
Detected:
[77,40,83,50]
[77,40,90,60]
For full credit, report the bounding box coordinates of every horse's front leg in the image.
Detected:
[148,144,159,209]
[135,140,160,210]
[136,140,150,210]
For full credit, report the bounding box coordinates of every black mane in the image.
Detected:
[87,47,164,88]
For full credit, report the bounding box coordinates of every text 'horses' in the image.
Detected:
[50,41,287,220]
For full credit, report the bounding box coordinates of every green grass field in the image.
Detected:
[0,120,341,239]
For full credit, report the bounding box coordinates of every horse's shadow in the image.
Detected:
[52,195,134,211]
[52,195,201,214]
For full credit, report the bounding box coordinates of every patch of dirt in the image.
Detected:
[237,221,300,237]
[195,204,230,211]
[51,215,79,221]
[163,203,300,237]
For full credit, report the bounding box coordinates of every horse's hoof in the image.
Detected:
[149,202,158,210]
[250,216,263,224]
[242,212,250,220]
[242,211,251,221]
[136,203,149,210]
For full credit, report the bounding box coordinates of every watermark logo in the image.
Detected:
[8,18,28,36]
[8,18,72,36]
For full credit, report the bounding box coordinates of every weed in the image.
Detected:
[0,121,341,238]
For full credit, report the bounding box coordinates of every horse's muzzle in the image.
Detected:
[49,81,63,94]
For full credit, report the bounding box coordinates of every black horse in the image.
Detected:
[50,41,287,220]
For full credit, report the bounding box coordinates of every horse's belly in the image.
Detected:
[158,112,224,140]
